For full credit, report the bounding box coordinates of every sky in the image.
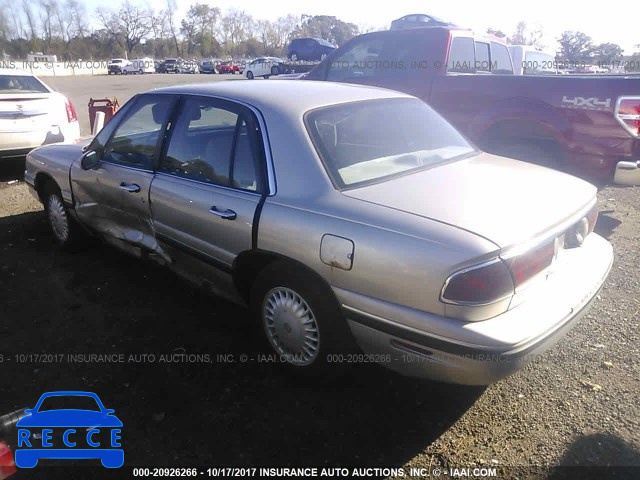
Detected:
[82,0,640,55]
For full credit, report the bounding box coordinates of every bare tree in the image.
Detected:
[221,9,253,56]
[22,0,39,40]
[165,0,181,57]
[509,21,543,48]
[97,0,153,55]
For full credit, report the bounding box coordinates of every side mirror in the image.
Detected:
[81,150,100,170]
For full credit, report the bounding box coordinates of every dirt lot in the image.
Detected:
[0,75,639,479]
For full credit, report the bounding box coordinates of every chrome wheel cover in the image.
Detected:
[262,287,320,366]
[47,194,69,243]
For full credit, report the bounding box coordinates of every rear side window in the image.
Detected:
[160,96,264,192]
[326,33,428,82]
[447,37,475,73]
[491,42,514,74]
[475,42,490,72]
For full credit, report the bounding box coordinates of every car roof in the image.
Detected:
[152,80,412,114]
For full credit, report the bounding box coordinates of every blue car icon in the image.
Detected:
[15,391,123,468]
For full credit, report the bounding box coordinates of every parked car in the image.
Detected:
[156,58,181,73]
[217,61,241,74]
[25,81,612,384]
[121,57,155,75]
[244,57,288,79]
[305,26,640,186]
[199,59,221,74]
[179,60,199,74]
[107,58,127,75]
[0,69,80,160]
[390,13,456,30]
[287,37,337,62]
[508,45,557,75]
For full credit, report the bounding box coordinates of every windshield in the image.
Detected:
[0,75,48,93]
[38,395,102,412]
[305,98,475,189]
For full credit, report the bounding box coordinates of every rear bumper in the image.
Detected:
[339,233,613,385]
[613,160,640,185]
[0,123,80,158]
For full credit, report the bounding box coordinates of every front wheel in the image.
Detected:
[43,183,85,250]
[251,262,356,372]
[246,70,254,79]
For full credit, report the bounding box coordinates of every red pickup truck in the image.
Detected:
[304,26,640,186]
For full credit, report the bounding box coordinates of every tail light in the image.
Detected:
[504,240,555,287]
[442,240,555,306]
[0,441,16,479]
[441,259,514,305]
[614,96,640,137]
[65,98,77,123]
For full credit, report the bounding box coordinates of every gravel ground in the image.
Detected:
[0,75,638,479]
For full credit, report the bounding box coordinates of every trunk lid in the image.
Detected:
[342,152,596,248]
[0,94,53,132]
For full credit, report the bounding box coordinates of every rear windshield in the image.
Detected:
[305,98,475,189]
[0,75,48,93]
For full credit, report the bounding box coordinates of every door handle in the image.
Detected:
[209,206,237,220]
[119,183,141,193]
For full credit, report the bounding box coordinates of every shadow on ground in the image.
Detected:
[0,158,25,183]
[0,211,485,471]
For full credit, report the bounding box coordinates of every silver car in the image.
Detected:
[24,81,613,385]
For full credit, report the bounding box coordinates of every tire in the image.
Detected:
[290,52,298,61]
[123,70,128,75]
[250,261,356,373]
[138,69,143,74]
[263,75,269,79]
[246,70,254,80]
[43,183,85,251]
[271,66,280,76]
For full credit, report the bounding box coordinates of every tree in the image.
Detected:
[165,0,181,57]
[292,15,359,46]
[590,42,623,64]
[509,21,543,48]
[557,31,593,62]
[486,28,506,39]
[97,0,153,55]
[220,9,253,56]
[180,4,219,56]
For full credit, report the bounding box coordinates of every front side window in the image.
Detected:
[102,95,175,170]
[160,96,263,192]
[305,98,475,189]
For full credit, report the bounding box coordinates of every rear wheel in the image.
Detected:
[246,70,254,79]
[123,70,128,75]
[251,262,356,373]
[43,183,85,250]
[138,69,143,74]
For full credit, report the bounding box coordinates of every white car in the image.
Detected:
[0,69,80,159]
[107,58,127,75]
[121,58,155,75]
[244,57,286,79]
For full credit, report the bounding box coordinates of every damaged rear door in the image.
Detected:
[71,93,177,252]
